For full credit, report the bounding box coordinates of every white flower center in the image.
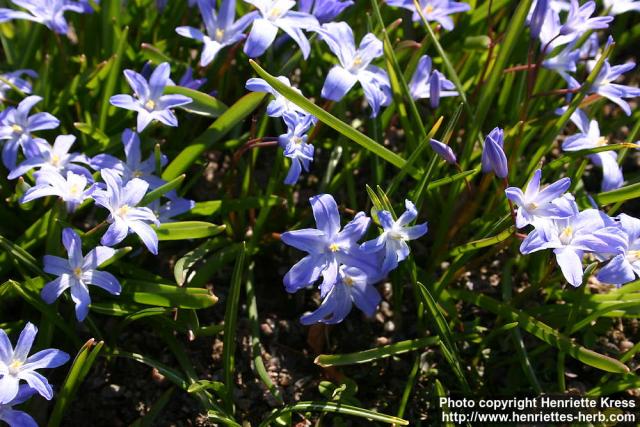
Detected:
[8,359,23,376]
[627,250,640,262]
[292,136,303,145]
[73,267,83,279]
[559,226,574,245]
[350,55,364,72]
[596,136,608,147]
[389,229,406,241]
[51,154,61,167]
[68,183,81,197]
[215,28,225,42]
[11,124,23,134]
[526,202,538,211]
[268,7,284,20]
[117,204,131,218]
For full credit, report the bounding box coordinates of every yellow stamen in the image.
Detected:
[292,136,303,145]
[8,360,23,374]
[344,276,354,286]
[73,267,83,278]
[560,226,573,245]
[215,28,225,42]
[51,154,61,167]
[11,124,23,133]
[144,99,156,111]
[596,136,608,147]
[117,204,131,218]
[424,5,434,14]
[628,250,640,261]
[133,170,144,178]
[329,243,340,252]
[269,7,282,19]
[68,184,81,196]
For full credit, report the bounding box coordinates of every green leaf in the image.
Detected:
[140,174,186,206]
[48,339,104,427]
[593,182,640,205]
[120,280,218,309]
[222,243,246,412]
[190,196,283,217]
[164,85,228,117]
[417,282,471,393]
[259,402,409,427]
[98,26,129,131]
[315,336,440,367]
[154,221,226,241]
[450,288,630,373]
[74,122,110,147]
[111,350,189,389]
[163,92,266,181]
[248,60,416,177]
[449,226,515,256]
[174,239,221,286]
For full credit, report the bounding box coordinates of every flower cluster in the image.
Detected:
[281,194,427,324]
[528,1,640,113]
[0,61,196,325]
[506,169,640,287]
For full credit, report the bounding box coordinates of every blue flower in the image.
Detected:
[317,21,391,117]
[0,0,87,35]
[90,129,167,191]
[281,194,378,296]
[246,76,310,118]
[298,0,353,23]
[361,200,428,274]
[542,44,581,88]
[481,127,508,179]
[42,228,121,321]
[589,59,640,116]
[8,135,92,181]
[505,169,576,229]
[604,0,640,15]
[176,0,257,67]
[243,0,319,59]
[0,385,38,427]
[385,0,470,29]
[77,0,99,13]
[148,197,195,223]
[429,139,457,164]
[520,209,626,286]
[0,69,37,103]
[299,266,381,325]
[109,63,192,132]
[529,0,549,39]
[409,55,458,107]
[93,169,160,255]
[597,214,640,286]
[0,322,69,403]
[21,170,95,212]
[178,67,207,91]
[562,109,623,191]
[557,1,613,45]
[0,95,60,170]
[279,113,315,185]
